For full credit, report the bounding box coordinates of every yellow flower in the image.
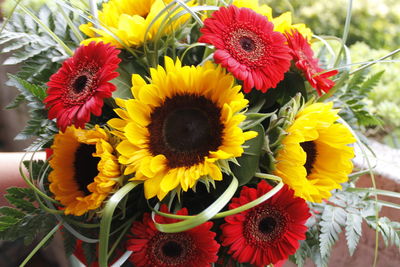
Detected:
[108,57,257,200]
[232,0,313,40]
[48,126,120,216]
[80,0,193,48]
[274,102,356,203]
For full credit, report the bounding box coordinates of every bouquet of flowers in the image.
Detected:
[1,0,399,266]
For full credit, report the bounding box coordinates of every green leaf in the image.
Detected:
[0,207,25,218]
[293,240,311,267]
[5,94,26,109]
[0,216,20,231]
[23,160,49,181]
[319,205,347,258]
[361,70,384,94]
[61,227,77,256]
[345,212,362,256]
[367,217,400,247]
[338,69,383,127]
[7,74,47,101]
[230,124,265,186]
[4,196,36,213]
[240,112,273,131]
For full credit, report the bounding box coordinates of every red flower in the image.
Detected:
[199,5,291,93]
[220,181,310,267]
[44,42,121,131]
[286,30,338,95]
[126,206,220,267]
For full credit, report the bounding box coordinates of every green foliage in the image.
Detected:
[23,159,50,181]
[0,187,57,245]
[0,5,80,84]
[231,125,264,186]
[366,216,400,247]
[60,227,77,256]
[336,70,383,127]
[345,212,363,256]
[6,74,57,142]
[319,205,347,258]
[291,186,390,267]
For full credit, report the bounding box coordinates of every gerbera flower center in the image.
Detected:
[224,26,268,67]
[239,37,256,52]
[73,144,100,195]
[149,233,194,265]
[162,241,183,258]
[258,216,277,234]
[244,205,289,247]
[300,141,317,175]
[148,94,224,168]
[72,75,88,93]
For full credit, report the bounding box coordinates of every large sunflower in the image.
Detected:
[48,126,120,216]
[80,0,192,48]
[274,102,356,203]
[108,57,257,200]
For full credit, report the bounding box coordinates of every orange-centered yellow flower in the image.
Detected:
[48,126,120,216]
[274,102,356,203]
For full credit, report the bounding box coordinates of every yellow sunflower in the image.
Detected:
[274,102,356,203]
[80,0,193,48]
[48,125,120,216]
[108,57,257,200]
[232,0,313,40]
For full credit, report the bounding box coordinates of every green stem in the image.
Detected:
[349,48,400,76]
[19,222,61,267]
[334,0,353,67]
[57,3,84,42]
[99,182,139,267]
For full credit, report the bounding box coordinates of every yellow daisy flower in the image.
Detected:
[80,0,193,48]
[274,102,356,203]
[108,57,257,200]
[48,126,120,216]
[232,0,313,40]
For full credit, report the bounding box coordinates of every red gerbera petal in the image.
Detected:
[44,42,121,131]
[285,30,338,95]
[220,181,311,267]
[126,205,220,267]
[199,5,291,93]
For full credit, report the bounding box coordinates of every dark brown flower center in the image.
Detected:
[147,94,224,168]
[73,144,100,195]
[149,233,194,266]
[239,36,256,52]
[244,205,289,247]
[225,26,269,67]
[258,216,277,234]
[162,241,183,258]
[300,141,317,176]
[72,75,88,93]
[63,63,100,107]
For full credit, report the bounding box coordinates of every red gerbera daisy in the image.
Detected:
[199,5,291,93]
[126,206,220,267]
[220,180,310,267]
[44,42,121,131]
[286,30,338,95]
